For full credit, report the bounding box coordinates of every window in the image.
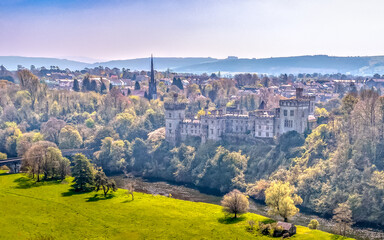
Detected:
[169,123,172,127]
[240,127,243,131]
[284,110,288,116]
[284,120,293,128]
[179,113,181,118]
[290,110,294,116]
[191,130,193,134]
[266,133,269,137]
[169,113,172,118]
[258,132,261,136]
[266,126,269,130]
[236,126,238,131]
[211,129,213,134]
[302,111,304,117]
[169,129,172,134]
[211,121,214,124]
[259,125,261,129]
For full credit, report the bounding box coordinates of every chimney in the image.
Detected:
[296,88,303,99]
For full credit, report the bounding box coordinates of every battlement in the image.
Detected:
[164,102,187,110]
[279,99,310,107]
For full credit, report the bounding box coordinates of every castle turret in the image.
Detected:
[164,94,186,145]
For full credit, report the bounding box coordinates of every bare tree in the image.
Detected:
[333,202,354,236]
[126,182,135,200]
[221,189,249,218]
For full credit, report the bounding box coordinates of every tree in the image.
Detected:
[131,138,150,171]
[94,167,117,197]
[17,69,42,110]
[265,181,303,222]
[221,189,249,218]
[100,81,107,94]
[94,137,126,173]
[41,118,66,144]
[71,154,94,191]
[82,75,90,91]
[126,182,134,200]
[59,125,83,149]
[308,219,319,229]
[134,81,140,90]
[90,80,98,92]
[73,79,80,92]
[333,202,354,236]
[22,141,69,181]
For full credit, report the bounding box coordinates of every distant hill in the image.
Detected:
[90,57,218,71]
[0,56,89,70]
[2,55,384,75]
[174,55,384,75]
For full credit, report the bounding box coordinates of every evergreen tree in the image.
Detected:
[100,81,107,94]
[82,75,90,91]
[135,81,141,90]
[71,154,94,192]
[73,79,80,92]
[127,88,131,95]
[90,80,98,92]
[144,91,148,99]
[177,78,184,90]
[109,83,113,91]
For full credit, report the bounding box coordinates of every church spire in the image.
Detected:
[148,54,157,100]
[150,54,155,83]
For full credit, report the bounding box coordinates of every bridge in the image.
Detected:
[0,148,94,174]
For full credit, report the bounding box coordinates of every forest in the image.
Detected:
[0,70,384,228]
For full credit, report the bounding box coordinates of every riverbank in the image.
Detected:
[112,174,384,240]
[0,172,351,240]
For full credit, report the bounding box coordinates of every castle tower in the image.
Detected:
[148,55,157,100]
[164,94,186,145]
[279,88,310,135]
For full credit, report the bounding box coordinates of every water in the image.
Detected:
[112,175,384,240]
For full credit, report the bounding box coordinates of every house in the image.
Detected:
[274,221,296,237]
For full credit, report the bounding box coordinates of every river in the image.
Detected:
[112,175,384,240]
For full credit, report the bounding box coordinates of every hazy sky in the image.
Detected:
[1,0,384,62]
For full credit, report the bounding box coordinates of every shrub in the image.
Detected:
[258,222,276,236]
[247,219,257,232]
[308,219,319,229]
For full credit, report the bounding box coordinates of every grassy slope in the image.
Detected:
[0,172,352,240]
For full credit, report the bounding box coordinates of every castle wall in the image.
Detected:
[164,89,313,144]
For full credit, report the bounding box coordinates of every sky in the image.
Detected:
[1,0,384,62]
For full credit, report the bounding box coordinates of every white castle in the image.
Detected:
[165,88,315,145]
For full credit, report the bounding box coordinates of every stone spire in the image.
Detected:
[148,54,157,100]
[150,54,155,84]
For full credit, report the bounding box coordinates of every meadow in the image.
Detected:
[0,171,352,240]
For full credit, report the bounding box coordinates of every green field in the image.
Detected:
[0,171,352,240]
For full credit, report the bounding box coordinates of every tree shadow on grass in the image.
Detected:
[121,198,134,203]
[14,176,63,189]
[260,219,275,224]
[61,189,90,197]
[86,193,115,202]
[218,215,246,224]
